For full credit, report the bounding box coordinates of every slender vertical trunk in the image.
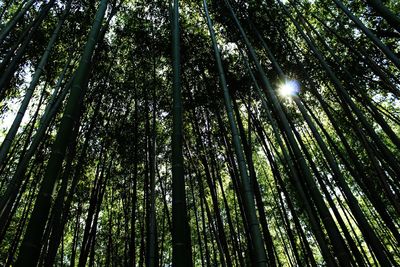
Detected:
[14,1,108,265]
[366,0,400,32]
[203,1,267,265]
[0,0,35,45]
[0,0,72,169]
[0,0,56,98]
[171,0,192,265]
[331,0,400,68]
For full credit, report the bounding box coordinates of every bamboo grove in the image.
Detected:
[0,0,399,266]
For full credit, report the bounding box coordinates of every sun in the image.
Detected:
[278,79,300,97]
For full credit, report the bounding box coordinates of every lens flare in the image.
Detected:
[279,80,300,97]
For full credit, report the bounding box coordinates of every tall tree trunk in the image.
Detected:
[171,0,193,265]
[14,1,108,265]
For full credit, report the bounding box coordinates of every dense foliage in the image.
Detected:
[0,0,399,266]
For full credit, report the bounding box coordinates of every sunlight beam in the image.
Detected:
[278,79,300,97]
